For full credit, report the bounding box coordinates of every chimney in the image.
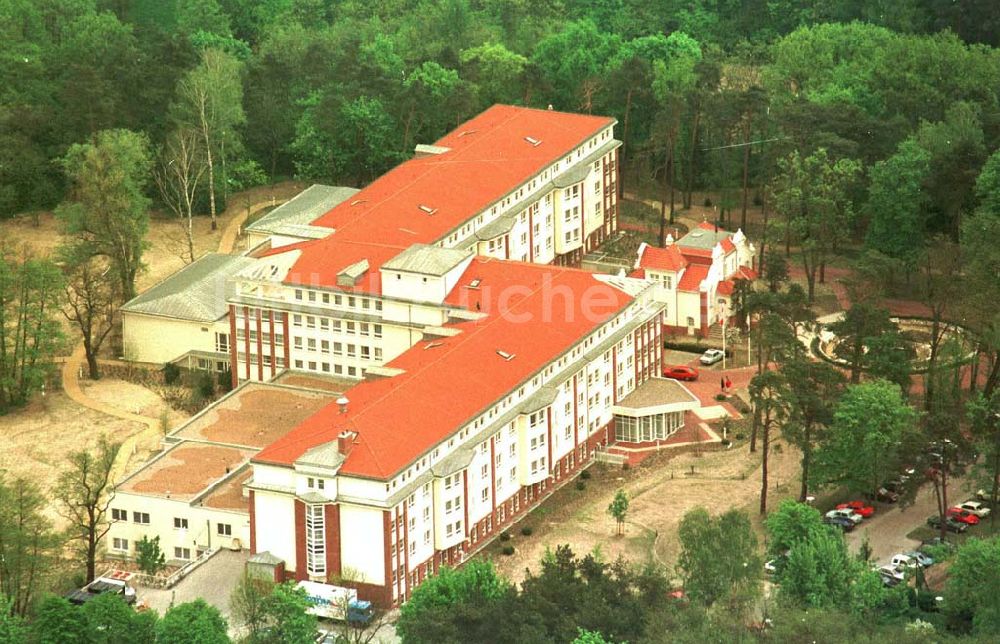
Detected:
[337,430,357,456]
[336,396,349,414]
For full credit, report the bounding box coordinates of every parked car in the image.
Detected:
[876,564,905,583]
[927,514,968,533]
[663,365,699,381]
[825,508,863,524]
[890,554,919,570]
[905,551,935,567]
[958,500,991,518]
[884,479,907,495]
[946,507,980,525]
[836,501,875,518]
[822,515,856,532]
[867,487,899,503]
[699,349,725,365]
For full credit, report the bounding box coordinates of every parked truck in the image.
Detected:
[65,577,137,606]
[296,581,373,625]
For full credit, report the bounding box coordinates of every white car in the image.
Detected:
[825,508,863,524]
[890,554,919,570]
[699,349,725,365]
[959,500,991,518]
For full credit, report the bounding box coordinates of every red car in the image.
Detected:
[947,507,980,525]
[836,501,875,518]
[663,365,698,381]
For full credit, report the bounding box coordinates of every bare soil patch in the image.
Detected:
[485,439,801,584]
[0,392,144,519]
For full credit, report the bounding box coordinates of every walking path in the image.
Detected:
[60,185,296,483]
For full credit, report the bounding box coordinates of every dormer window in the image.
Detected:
[496,350,515,361]
[349,199,366,206]
[524,136,542,146]
[418,205,437,215]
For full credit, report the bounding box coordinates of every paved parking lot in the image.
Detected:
[845,479,971,565]
[140,550,249,622]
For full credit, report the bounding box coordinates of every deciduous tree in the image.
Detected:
[676,508,761,610]
[135,535,166,576]
[155,128,207,264]
[812,380,919,497]
[607,489,629,535]
[56,129,152,301]
[172,48,245,230]
[155,599,229,644]
[54,436,122,584]
[60,255,120,380]
[945,536,1000,636]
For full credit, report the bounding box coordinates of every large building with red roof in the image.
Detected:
[631,223,756,337]
[110,105,708,608]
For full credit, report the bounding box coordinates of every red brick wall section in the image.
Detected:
[228,305,238,389]
[256,308,264,381]
[268,310,276,379]
[248,490,256,554]
[282,312,290,369]
[382,510,393,603]
[324,504,341,580]
[243,306,252,381]
[293,500,307,581]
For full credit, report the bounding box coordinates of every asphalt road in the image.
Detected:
[845,479,972,566]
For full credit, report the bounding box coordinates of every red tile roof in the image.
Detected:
[637,244,687,272]
[271,105,614,292]
[717,280,735,296]
[253,259,634,478]
[677,264,710,292]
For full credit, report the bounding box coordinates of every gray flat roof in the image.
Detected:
[121,253,256,322]
[246,184,358,233]
[382,244,472,276]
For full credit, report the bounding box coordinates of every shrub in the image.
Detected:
[193,371,215,399]
[739,402,752,414]
[721,439,732,447]
[216,368,233,392]
[163,362,181,385]
[521,526,533,536]
[735,432,745,440]
[501,545,515,556]
[715,393,727,401]
[499,531,511,542]
[576,481,586,491]
[622,462,631,471]
[704,197,713,207]
[580,469,592,480]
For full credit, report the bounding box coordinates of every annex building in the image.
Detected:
[111,105,706,607]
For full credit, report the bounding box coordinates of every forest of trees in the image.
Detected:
[3,0,1000,232]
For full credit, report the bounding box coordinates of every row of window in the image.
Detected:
[237,352,287,368]
[235,329,285,345]
[292,337,382,361]
[292,359,363,377]
[291,316,383,338]
[293,290,382,312]
[110,509,232,536]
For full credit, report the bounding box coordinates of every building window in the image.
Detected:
[215,333,229,353]
[174,547,191,560]
[217,523,232,537]
[294,289,303,300]
[111,508,126,522]
[112,538,129,551]
[133,512,150,525]
[173,517,188,530]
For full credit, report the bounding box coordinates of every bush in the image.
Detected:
[735,432,745,440]
[704,197,713,207]
[192,371,215,399]
[521,526,533,536]
[715,393,727,401]
[721,439,732,447]
[163,362,181,385]
[738,402,752,414]
[501,545,515,556]
[580,469,592,480]
[216,368,233,393]
[576,481,586,491]
[622,462,631,471]
[499,531,511,542]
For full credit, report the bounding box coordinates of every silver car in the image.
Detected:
[700,349,725,365]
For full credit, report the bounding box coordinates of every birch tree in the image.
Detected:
[173,48,245,231]
[155,128,207,263]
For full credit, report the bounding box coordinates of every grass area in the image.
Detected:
[618,199,661,227]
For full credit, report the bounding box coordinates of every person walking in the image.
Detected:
[725,377,732,392]
[720,376,726,392]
